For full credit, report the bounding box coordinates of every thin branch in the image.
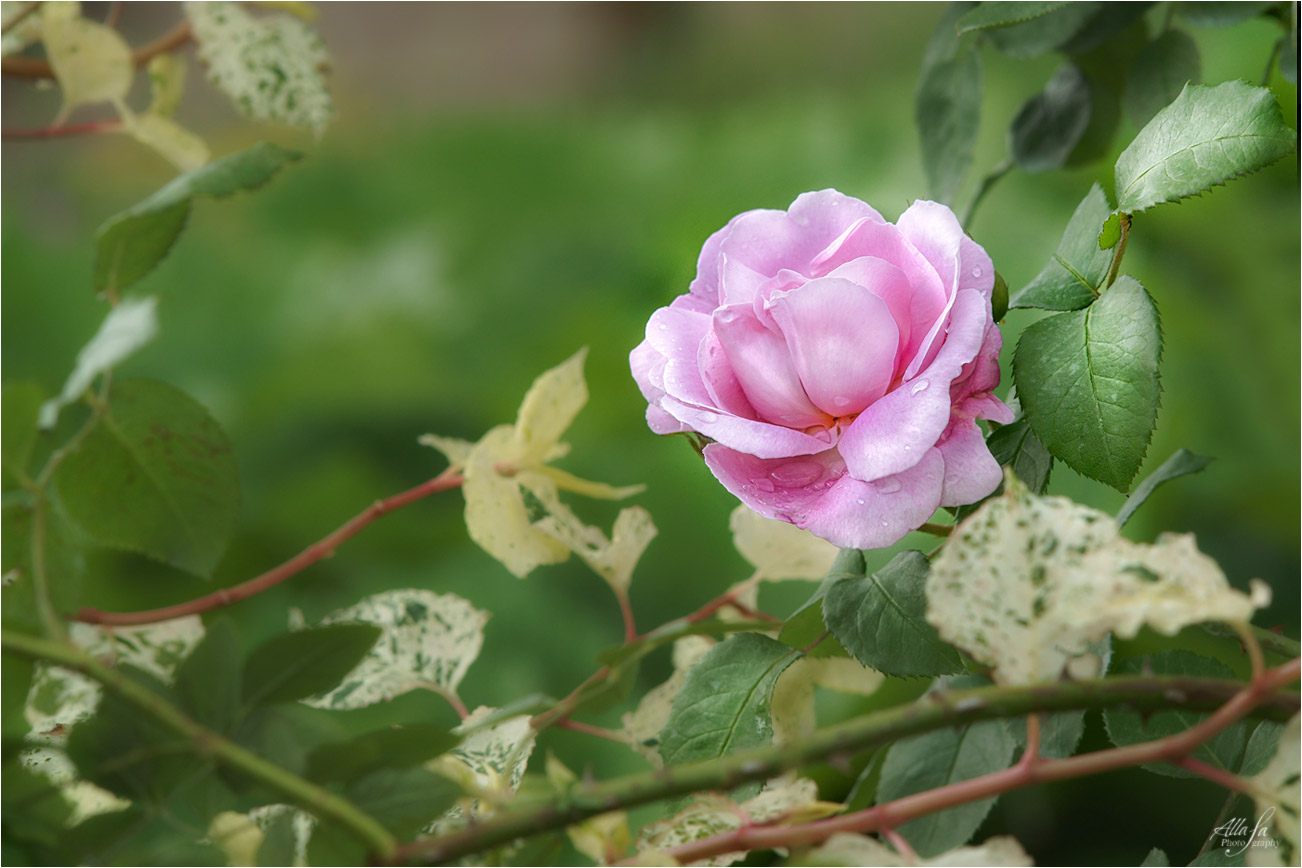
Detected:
[556,718,628,744]
[75,470,464,626]
[617,591,638,643]
[960,157,1013,228]
[3,119,123,139]
[1,1,39,35]
[2,18,192,80]
[398,663,1300,865]
[917,521,952,538]
[1104,214,1132,290]
[1178,756,1263,798]
[2,629,399,860]
[104,1,124,30]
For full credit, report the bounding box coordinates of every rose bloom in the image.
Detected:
[630,190,1013,549]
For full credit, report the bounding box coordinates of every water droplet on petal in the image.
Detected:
[658,323,668,330]
[971,267,982,278]
[697,410,719,423]
[770,460,823,487]
[909,380,930,396]
[832,395,851,408]
[903,444,912,451]
[856,498,865,505]
[880,518,890,527]
[755,478,776,493]
[874,477,902,494]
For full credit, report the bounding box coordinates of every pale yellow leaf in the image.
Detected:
[145,52,187,117]
[418,433,476,471]
[429,705,537,832]
[636,793,745,867]
[1247,713,1300,867]
[512,348,588,467]
[548,756,629,865]
[463,426,569,578]
[730,505,838,581]
[741,775,837,824]
[927,482,1266,685]
[2,2,43,56]
[772,658,883,745]
[186,1,333,134]
[926,835,1035,866]
[208,811,265,867]
[536,504,657,596]
[305,589,488,710]
[537,464,645,500]
[121,112,211,172]
[621,636,713,767]
[806,833,1035,867]
[41,3,132,118]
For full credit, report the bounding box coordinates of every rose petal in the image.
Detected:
[698,328,757,419]
[956,393,1015,424]
[660,395,836,459]
[935,416,1002,507]
[767,277,900,417]
[950,318,1005,401]
[713,304,827,429]
[824,257,915,373]
[838,289,989,481]
[630,340,666,404]
[689,210,759,307]
[703,444,945,549]
[645,306,715,410]
[896,199,994,300]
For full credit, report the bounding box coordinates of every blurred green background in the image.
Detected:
[3,3,1297,864]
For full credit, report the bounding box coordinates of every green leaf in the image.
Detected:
[1140,847,1171,866]
[1098,212,1122,249]
[305,816,368,867]
[876,685,1017,856]
[2,757,73,852]
[916,41,983,206]
[987,417,1053,493]
[956,2,1067,34]
[2,382,44,482]
[1116,449,1214,527]
[1014,276,1163,491]
[38,297,158,430]
[1105,651,1247,778]
[991,271,1009,321]
[1280,33,1298,85]
[985,2,1101,57]
[344,767,460,838]
[306,724,460,785]
[1238,719,1284,776]
[1124,30,1201,127]
[1113,81,1296,215]
[823,551,964,678]
[777,548,863,659]
[242,624,382,706]
[1009,62,1093,173]
[1174,2,1276,27]
[256,809,299,867]
[94,142,302,293]
[53,378,240,577]
[1012,183,1112,310]
[1189,848,1245,866]
[174,617,243,733]
[659,633,801,767]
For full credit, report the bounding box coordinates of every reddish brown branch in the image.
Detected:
[2,18,192,80]
[75,471,464,627]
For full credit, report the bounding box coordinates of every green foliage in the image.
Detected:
[658,633,800,767]
[982,2,1103,57]
[94,142,302,293]
[823,551,964,678]
[1,382,44,481]
[875,679,1017,856]
[173,618,243,733]
[1014,276,1163,491]
[1009,61,1093,172]
[1112,81,1296,216]
[53,378,241,577]
[242,624,382,706]
[305,724,460,785]
[1124,29,1202,127]
[1115,449,1214,527]
[343,767,460,838]
[916,42,983,205]
[986,417,1053,494]
[1011,183,1112,311]
[955,2,1067,34]
[1104,651,1247,778]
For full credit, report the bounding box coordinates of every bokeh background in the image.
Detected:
[3,3,1298,864]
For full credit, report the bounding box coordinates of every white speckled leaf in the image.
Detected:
[305,589,488,710]
[729,505,839,581]
[429,706,537,832]
[621,636,714,767]
[41,2,132,119]
[1247,713,1300,867]
[417,433,476,471]
[512,348,588,467]
[927,479,1266,685]
[186,1,333,134]
[536,504,657,595]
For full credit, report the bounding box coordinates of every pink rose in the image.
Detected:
[630,189,1014,549]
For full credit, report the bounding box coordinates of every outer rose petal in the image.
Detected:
[896,199,995,300]
[935,416,1002,507]
[659,395,835,459]
[838,288,989,481]
[703,444,945,549]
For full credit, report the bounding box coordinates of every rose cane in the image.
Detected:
[630,190,1011,548]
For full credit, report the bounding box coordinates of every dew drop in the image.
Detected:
[874,477,902,494]
[658,323,668,330]
[880,519,890,527]
[903,444,912,451]
[697,410,719,423]
[769,460,823,487]
[856,498,865,505]
[832,395,852,408]
[971,266,982,278]
[755,478,776,493]
[909,380,930,396]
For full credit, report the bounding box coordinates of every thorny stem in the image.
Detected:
[2,629,400,861]
[2,18,192,79]
[1178,756,1262,798]
[400,662,1300,865]
[1104,213,1132,289]
[641,659,1300,866]
[75,470,465,626]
